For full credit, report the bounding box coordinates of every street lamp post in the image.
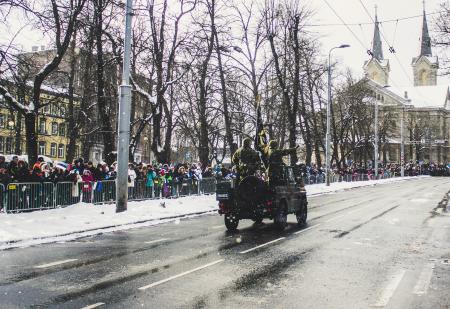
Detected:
[326,44,350,186]
[116,0,133,213]
[374,98,379,178]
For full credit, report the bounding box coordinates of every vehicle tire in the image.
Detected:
[274,201,288,231]
[296,204,307,227]
[224,213,239,231]
[252,217,263,224]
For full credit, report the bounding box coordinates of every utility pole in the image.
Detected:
[116,0,133,213]
[374,98,379,178]
[326,44,350,186]
[400,106,405,177]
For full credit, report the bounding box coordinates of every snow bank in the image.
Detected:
[0,176,427,250]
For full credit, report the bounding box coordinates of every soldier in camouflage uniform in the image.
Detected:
[232,138,261,181]
[266,140,299,186]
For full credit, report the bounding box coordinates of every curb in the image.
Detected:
[0,209,217,250]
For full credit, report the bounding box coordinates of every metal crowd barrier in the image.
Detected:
[0,172,416,213]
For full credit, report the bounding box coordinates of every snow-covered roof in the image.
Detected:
[383,84,449,109]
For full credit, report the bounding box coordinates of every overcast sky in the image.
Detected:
[306,0,449,86]
[2,0,449,86]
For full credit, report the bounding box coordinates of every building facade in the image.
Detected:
[363,7,449,164]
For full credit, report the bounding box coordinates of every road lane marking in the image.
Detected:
[239,237,285,254]
[138,259,224,290]
[413,263,434,295]
[325,214,346,223]
[80,303,105,309]
[211,225,223,229]
[294,224,321,235]
[373,269,406,307]
[145,238,168,245]
[34,259,78,269]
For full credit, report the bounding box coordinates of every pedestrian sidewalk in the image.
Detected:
[0,176,428,250]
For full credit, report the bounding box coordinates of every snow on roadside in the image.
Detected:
[0,176,428,250]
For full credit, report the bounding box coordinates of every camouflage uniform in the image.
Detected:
[232,138,261,179]
[266,140,297,186]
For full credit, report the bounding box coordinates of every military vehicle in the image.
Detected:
[216,166,307,231]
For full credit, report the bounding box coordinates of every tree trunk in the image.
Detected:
[94,0,114,164]
[25,113,37,164]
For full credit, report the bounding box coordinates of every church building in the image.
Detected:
[363,5,449,164]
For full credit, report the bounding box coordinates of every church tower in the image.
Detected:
[412,2,438,86]
[363,8,390,86]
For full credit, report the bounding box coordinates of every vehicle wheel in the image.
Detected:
[296,204,307,227]
[224,213,239,231]
[274,202,287,231]
[252,217,263,224]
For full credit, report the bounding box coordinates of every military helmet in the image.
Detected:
[269,140,278,148]
[243,137,252,147]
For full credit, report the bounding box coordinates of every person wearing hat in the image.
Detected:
[266,140,298,186]
[232,137,261,182]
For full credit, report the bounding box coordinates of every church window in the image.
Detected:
[420,70,428,85]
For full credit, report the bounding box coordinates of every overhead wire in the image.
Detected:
[358,0,422,88]
[303,11,444,27]
[321,0,369,52]
[320,0,403,89]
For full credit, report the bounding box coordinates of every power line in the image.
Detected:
[303,11,444,27]
[321,0,369,52]
[358,0,420,87]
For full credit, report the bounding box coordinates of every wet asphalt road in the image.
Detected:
[0,177,449,309]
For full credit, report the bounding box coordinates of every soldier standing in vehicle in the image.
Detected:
[232,137,261,182]
[266,140,299,186]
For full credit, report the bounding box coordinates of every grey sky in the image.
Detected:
[1,0,448,86]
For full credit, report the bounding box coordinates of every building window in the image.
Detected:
[51,122,58,135]
[43,104,50,114]
[59,123,66,136]
[5,137,13,154]
[38,141,46,155]
[0,115,4,128]
[58,143,64,158]
[7,116,14,129]
[39,118,46,134]
[50,143,57,157]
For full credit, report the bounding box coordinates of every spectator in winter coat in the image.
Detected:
[17,160,30,182]
[81,170,94,203]
[128,164,137,188]
[0,155,7,169]
[29,166,45,182]
[0,168,10,187]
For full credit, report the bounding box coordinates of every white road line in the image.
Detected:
[373,269,406,307]
[211,225,223,229]
[34,259,78,269]
[239,237,285,254]
[144,238,168,245]
[294,224,321,235]
[80,302,105,309]
[413,263,435,295]
[325,214,346,223]
[138,259,224,290]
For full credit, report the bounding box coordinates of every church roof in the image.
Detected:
[371,12,384,61]
[384,84,449,109]
[420,7,432,57]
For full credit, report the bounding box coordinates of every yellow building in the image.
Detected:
[0,86,82,162]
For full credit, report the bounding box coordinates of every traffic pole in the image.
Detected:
[116,0,133,213]
[374,99,378,178]
[400,106,404,177]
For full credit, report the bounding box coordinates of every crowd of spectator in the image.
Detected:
[0,154,448,190]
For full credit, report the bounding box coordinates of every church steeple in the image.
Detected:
[372,6,384,61]
[412,0,438,86]
[420,1,432,57]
